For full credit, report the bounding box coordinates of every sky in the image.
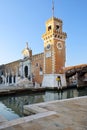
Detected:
[0,0,87,67]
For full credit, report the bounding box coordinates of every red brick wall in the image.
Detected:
[32,53,44,84]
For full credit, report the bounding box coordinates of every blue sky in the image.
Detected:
[0,0,87,66]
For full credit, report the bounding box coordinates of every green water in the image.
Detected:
[0,87,87,120]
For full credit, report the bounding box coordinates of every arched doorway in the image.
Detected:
[24,66,28,78]
[0,76,3,84]
[9,75,12,84]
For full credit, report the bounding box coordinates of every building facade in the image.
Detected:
[0,15,67,87]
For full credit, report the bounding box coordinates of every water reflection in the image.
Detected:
[0,102,19,120]
[0,93,45,120]
[0,88,87,120]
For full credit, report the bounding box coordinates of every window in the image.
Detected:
[48,25,51,31]
[1,71,3,75]
[36,63,39,67]
[39,67,43,75]
[56,25,60,31]
[40,67,43,71]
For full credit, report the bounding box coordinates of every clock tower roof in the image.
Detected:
[46,17,62,24]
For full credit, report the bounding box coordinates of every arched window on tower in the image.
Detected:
[48,25,51,31]
[56,25,60,31]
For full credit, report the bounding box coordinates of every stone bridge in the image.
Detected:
[65,64,87,87]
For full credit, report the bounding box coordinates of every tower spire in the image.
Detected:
[52,0,54,17]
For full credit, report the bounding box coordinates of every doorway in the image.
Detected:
[24,66,28,78]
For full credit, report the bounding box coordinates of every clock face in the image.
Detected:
[46,44,51,50]
[57,42,63,50]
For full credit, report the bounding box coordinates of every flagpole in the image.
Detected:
[52,0,54,17]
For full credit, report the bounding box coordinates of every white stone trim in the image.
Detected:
[52,48,55,73]
[0,111,56,130]
[43,37,65,43]
[43,52,46,73]
[42,74,66,87]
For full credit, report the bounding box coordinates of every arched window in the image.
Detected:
[9,75,12,84]
[39,66,43,75]
[36,63,39,67]
[48,25,51,31]
[40,66,43,71]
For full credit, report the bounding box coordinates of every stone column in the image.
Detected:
[5,77,7,85]
[5,73,7,85]
[3,75,5,84]
[11,75,14,84]
[12,72,14,85]
[16,67,19,84]
[8,75,9,85]
[22,62,23,78]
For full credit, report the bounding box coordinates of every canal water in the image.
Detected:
[0,87,87,120]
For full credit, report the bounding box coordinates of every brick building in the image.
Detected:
[0,14,67,87]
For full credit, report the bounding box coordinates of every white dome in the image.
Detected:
[22,42,30,58]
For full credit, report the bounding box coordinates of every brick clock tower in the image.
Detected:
[42,16,67,87]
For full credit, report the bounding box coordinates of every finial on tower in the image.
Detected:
[26,42,28,49]
[52,0,54,17]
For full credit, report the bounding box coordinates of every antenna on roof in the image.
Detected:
[52,0,54,17]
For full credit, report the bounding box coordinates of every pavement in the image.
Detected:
[0,96,87,130]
